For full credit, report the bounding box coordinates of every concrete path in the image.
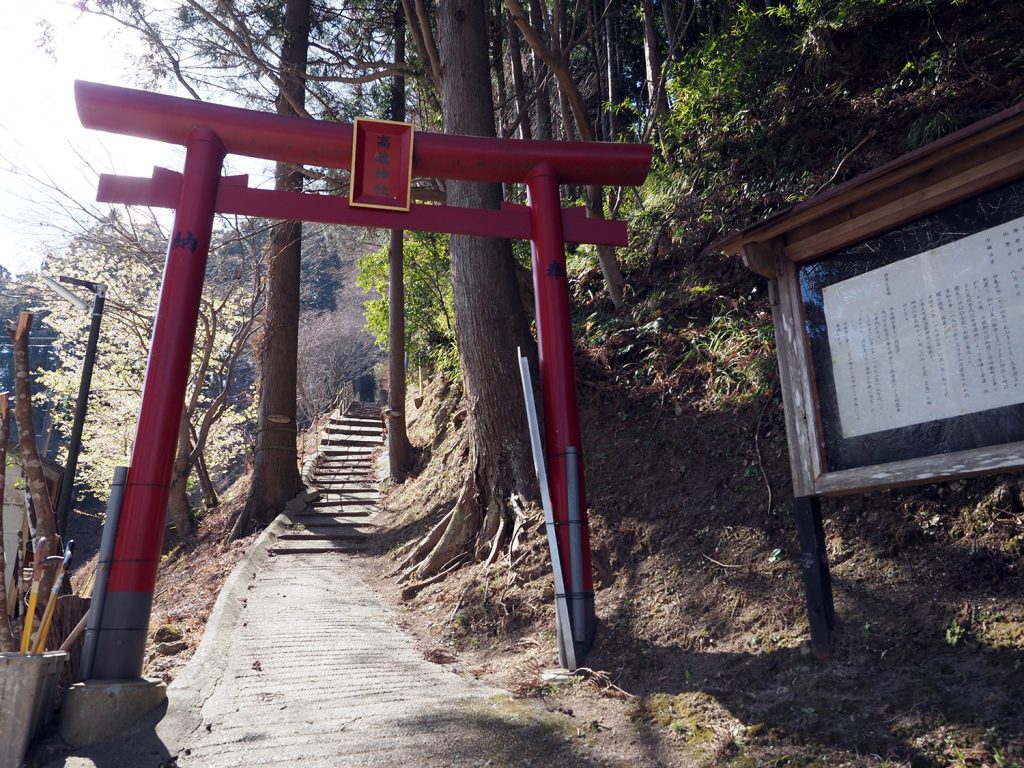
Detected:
[47,403,607,768]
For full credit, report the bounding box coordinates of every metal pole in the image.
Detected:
[91,127,225,680]
[564,446,586,643]
[55,283,106,537]
[80,465,127,681]
[526,163,595,658]
[518,352,576,671]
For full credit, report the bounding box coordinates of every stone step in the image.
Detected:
[312,495,379,503]
[313,481,379,489]
[322,435,382,444]
[311,488,380,497]
[310,482,372,490]
[299,504,376,516]
[323,432,382,441]
[319,442,380,454]
[311,489,380,495]
[330,422,380,431]
[312,486,377,492]
[332,415,381,425]
[326,423,383,432]
[269,544,365,555]
[277,532,365,541]
[314,474,375,481]
[308,502,379,511]
[314,488,377,495]
[288,524,376,536]
[310,494,377,500]
[292,528,376,540]
[287,520,374,532]
[294,507,374,520]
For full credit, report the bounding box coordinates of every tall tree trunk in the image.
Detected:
[234,0,310,539]
[604,1,622,141]
[641,0,670,117]
[681,0,698,45]
[662,0,678,52]
[400,0,442,90]
[193,445,218,509]
[551,0,572,141]
[408,0,535,580]
[0,392,15,651]
[526,0,552,139]
[508,14,532,140]
[488,0,508,134]
[167,414,193,536]
[5,313,60,600]
[588,0,606,141]
[388,3,413,481]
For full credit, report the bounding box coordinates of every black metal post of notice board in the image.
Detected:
[795,495,835,660]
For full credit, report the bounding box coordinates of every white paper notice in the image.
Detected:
[822,215,1024,438]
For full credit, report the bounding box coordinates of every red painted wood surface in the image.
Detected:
[96,169,629,247]
[75,80,652,186]
[527,165,594,602]
[107,129,225,593]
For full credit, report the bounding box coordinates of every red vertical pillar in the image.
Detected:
[526,163,595,657]
[90,127,226,679]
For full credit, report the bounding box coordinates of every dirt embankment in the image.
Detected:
[363,365,1023,767]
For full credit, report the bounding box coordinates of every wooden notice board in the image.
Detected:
[718,103,1024,498]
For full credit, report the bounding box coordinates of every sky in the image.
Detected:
[0,2,269,277]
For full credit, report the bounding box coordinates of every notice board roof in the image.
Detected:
[717,101,1024,275]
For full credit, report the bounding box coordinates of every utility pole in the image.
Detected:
[41,275,107,537]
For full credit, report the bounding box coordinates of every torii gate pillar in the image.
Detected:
[527,164,594,656]
[90,129,225,678]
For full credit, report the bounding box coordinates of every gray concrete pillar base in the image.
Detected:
[60,677,168,748]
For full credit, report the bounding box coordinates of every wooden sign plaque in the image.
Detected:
[349,117,415,212]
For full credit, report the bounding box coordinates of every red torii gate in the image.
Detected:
[74,81,652,679]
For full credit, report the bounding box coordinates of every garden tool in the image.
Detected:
[32,540,74,653]
[18,536,49,653]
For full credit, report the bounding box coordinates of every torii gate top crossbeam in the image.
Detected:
[75,81,652,187]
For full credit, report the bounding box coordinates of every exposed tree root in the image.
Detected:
[415,473,482,578]
[398,455,523,587]
[400,554,469,600]
[483,510,508,568]
[392,507,455,578]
